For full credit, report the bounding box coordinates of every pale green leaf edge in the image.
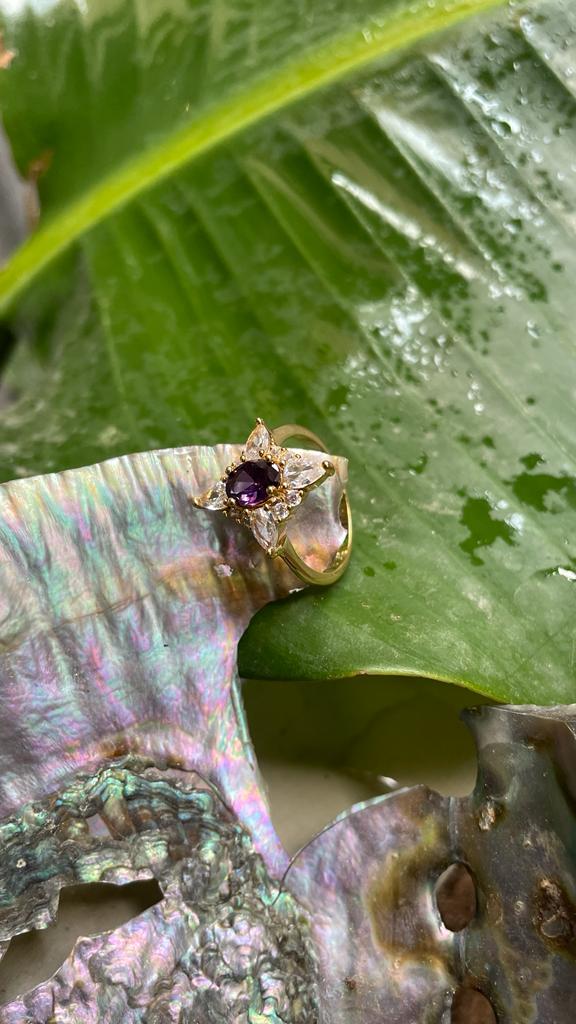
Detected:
[0,0,506,313]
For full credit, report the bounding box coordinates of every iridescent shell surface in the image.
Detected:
[288,704,576,1023]
[0,442,346,869]
[0,442,345,1020]
[0,445,574,1022]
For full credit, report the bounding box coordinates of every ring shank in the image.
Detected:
[272,424,352,586]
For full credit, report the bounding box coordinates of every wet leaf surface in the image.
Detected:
[1,0,576,701]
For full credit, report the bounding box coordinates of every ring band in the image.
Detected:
[193,419,351,586]
[271,423,351,586]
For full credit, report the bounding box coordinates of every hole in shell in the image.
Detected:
[243,676,481,854]
[451,986,497,1024]
[0,879,162,1005]
[436,862,477,931]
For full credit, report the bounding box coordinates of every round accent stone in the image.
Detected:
[226,460,280,508]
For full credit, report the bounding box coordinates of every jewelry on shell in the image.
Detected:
[193,419,351,585]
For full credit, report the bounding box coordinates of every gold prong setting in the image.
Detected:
[193,420,334,553]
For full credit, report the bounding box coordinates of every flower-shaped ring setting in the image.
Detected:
[193,420,351,586]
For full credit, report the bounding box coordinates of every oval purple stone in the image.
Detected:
[226,460,280,508]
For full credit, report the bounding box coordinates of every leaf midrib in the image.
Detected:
[0,0,505,313]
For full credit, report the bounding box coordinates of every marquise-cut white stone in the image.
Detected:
[251,508,279,551]
[243,422,273,459]
[200,480,228,510]
[283,455,325,490]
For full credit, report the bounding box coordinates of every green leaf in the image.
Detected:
[1,0,575,704]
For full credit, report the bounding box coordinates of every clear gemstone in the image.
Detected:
[243,422,273,459]
[285,489,302,508]
[268,443,284,461]
[199,480,228,510]
[251,508,279,551]
[283,454,325,489]
[272,501,289,521]
[226,460,280,508]
[213,563,234,577]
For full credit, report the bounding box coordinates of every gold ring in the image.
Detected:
[192,419,351,586]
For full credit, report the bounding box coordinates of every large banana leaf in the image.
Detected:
[0,0,575,703]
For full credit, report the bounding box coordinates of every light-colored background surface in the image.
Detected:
[0,676,483,1003]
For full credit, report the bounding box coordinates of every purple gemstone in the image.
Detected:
[226,460,280,508]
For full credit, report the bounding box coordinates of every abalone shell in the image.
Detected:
[0,443,574,1023]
